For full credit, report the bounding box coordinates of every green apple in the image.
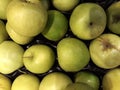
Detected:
[6,23,33,45]
[74,71,100,90]
[107,1,120,34]
[23,44,55,74]
[70,3,106,40]
[42,10,68,41]
[11,74,40,90]
[57,37,90,72]
[102,68,120,90]
[0,0,12,19]
[0,20,9,44]
[89,33,120,69]
[0,40,24,74]
[6,0,48,37]
[0,74,12,90]
[39,72,72,90]
[52,0,80,11]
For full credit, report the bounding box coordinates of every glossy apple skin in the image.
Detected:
[102,68,120,90]
[0,41,24,74]
[11,74,40,90]
[89,33,120,69]
[39,72,73,90]
[0,74,12,90]
[6,0,48,37]
[23,44,55,74]
[70,3,106,40]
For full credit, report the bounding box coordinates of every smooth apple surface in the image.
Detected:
[11,74,40,90]
[70,3,106,40]
[39,72,72,90]
[0,74,12,90]
[23,44,55,74]
[89,33,120,69]
[6,0,48,37]
[102,68,120,90]
[0,41,24,74]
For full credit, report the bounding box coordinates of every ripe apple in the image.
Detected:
[6,0,48,37]
[23,44,55,74]
[0,74,12,90]
[57,37,90,72]
[70,3,106,40]
[39,72,72,90]
[89,33,120,69]
[107,1,120,34]
[11,74,40,90]
[0,0,12,19]
[42,10,68,41]
[0,20,9,44]
[74,71,100,90]
[102,68,120,90]
[0,40,24,74]
[6,23,33,45]
[52,0,80,11]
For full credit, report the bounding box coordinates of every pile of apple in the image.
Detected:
[0,0,120,90]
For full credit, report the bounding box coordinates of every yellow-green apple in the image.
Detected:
[39,72,72,90]
[57,37,90,72]
[0,0,12,19]
[42,10,68,41]
[107,1,120,34]
[11,74,40,90]
[0,74,12,90]
[0,20,9,44]
[23,44,55,74]
[0,40,24,74]
[89,33,120,69]
[102,68,120,90]
[6,23,33,45]
[52,0,80,11]
[74,71,100,90]
[6,0,48,37]
[70,3,106,40]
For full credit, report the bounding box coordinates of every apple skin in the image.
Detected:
[89,33,120,69]
[23,44,55,74]
[11,74,40,90]
[107,1,120,34]
[70,3,106,40]
[102,68,120,90]
[0,41,24,74]
[0,20,9,44]
[0,74,12,90]
[6,23,33,45]
[39,72,73,90]
[0,0,12,19]
[6,0,48,37]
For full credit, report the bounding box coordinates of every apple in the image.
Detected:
[6,23,33,45]
[23,44,55,74]
[107,1,120,34]
[39,72,73,90]
[6,0,48,37]
[89,33,120,69]
[0,20,9,44]
[57,37,90,72]
[52,0,80,11]
[0,0,12,19]
[42,10,68,41]
[102,68,120,90]
[0,40,24,74]
[70,3,106,40]
[0,74,12,90]
[40,0,50,10]
[74,71,100,90]
[11,74,40,90]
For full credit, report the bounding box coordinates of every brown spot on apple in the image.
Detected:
[112,14,120,24]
